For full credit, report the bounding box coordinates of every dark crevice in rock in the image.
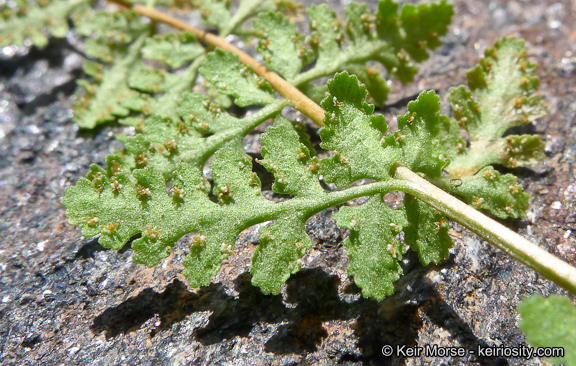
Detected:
[384,90,441,111]
[20,76,81,115]
[264,269,349,354]
[20,333,41,348]
[0,38,71,78]
[502,123,540,137]
[490,164,551,180]
[1,37,83,116]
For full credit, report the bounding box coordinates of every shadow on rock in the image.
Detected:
[264,268,348,354]
[90,266,507,365]
[91,279,205,337]
[193,272,286,344]
[74,236,133,260]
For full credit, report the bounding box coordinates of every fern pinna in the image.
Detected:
[58,0,553,300]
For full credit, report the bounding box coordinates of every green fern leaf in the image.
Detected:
[251,216,312,294]
[183,143,272,286]
[129,164,203,266]
[194,0,300,36]
[200,49,276,107]
[64,63,536,300]
[250,117,322,293]
[519,295,576,366]
[447,37,546,175]
[379,0,454,63]
[74,8,149,45]
[258,117,323,196]
[70,0,453,128]
[211,142,266,205]
[131,60,204,123]
[176,92,240,134]
[61,1,552,304]
[344,64,391,109]
[61,162,146,251]
[253,12,313,79]
[450,167,530,219]
[404,195,453,265]
[121,92,285,178]
[319,72,399,186]
[74,10,206,128]
[334,196,407,300]
[74,33,148,128]
[128,63,177,94]
[391,90,457,178]
[439,37,546,218]
[192,0,232,31]
[0,0,90,48]
[73,10,152,128]
[289,0,453,106]
[141,32,204,69]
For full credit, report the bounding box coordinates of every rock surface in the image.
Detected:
[0,0,575,365]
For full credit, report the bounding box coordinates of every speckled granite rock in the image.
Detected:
[1,1,575,365]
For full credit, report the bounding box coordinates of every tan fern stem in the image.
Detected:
[394,166,576,295]
[106,0,576,296]
[108,0,325,127]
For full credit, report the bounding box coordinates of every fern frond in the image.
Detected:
[387,90,457,179]
[440,37,545,218]
[72,0,293,128]
[74,32,150,128]
[252,12,313,80]
[0,0,91,49]
[73,9,153,128]
[334,196,407,299]
[193,0,302,36]
[319,72,399,186]
[60,0,554,301]
[403,194,452,265]
[199,49,275,107]
[448,37,546,175]
[280,0,454,106]
[73,13,206,128]
[63,71,454,299]
[373,37,542,219]
[141,32,204,69]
